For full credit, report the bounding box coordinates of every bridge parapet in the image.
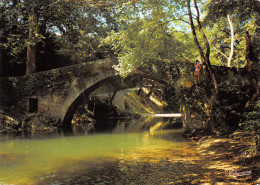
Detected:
[0,58,118,119]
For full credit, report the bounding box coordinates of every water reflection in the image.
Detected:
[0,117,186,185]
[72,116,182,135]
[0,116,182,141]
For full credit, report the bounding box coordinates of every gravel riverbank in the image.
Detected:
[39,133,259,185]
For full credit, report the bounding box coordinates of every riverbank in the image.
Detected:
[0,109,59,135]
[39,132,259,185]
[0,87,168,135]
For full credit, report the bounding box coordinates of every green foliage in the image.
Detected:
[102,0,258,77]
[101,0,198,76]
[212,71,257,131]
[203,0,257,24]
[240,100,260,131]
[164,64,259,134]
[56,5,119,63]
[202,0,259,67]
[101,0,257,134]
[239,100,260,156]
[0,0,120,76]
[0,0,27,64]
[175,77,215,125]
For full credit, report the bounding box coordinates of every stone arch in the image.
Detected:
[61,73,168,129]
[62,75,121,129]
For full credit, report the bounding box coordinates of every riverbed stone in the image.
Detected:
[0,112,20,134]
[0,111,60,135]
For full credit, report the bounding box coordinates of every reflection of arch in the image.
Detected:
[62,73,168,129]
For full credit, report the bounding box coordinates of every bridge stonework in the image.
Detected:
[1,58,252,130]
[0,58,119,126]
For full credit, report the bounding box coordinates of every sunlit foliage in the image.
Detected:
[101,0,199,76]
[102,0,258,76]
[202,0,259,67]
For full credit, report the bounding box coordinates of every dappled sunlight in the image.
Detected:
[124,92,158,114]
[149,95,165,107]
[149,121,163,134]
[196,136,259,184]
[1,130,258,185]
[0,129,192,184]
[141,87,167,107]
[117,139,200,164]
[206,160,240,171]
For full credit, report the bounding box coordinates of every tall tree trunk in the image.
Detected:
[187,0,205,63]
[25,0,37,75]
[227,14,234,68]
[194,0,210,60]
[187,0,218,94]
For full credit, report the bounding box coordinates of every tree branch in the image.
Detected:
[227,14,234,68]
[169,18,191,25]
[212,46,228,59]
[177,53,193,63]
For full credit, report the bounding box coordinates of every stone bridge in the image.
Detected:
[0,58,169,129]
[0,58,252,130]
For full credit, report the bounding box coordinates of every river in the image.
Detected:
[0,117,198,185]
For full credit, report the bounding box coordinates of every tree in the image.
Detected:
[203,0,259,68]
[102,0,237,130]
[226,14,234,68]
[56,5,120,64]
[102,0,199,77]
[102,0,218,93]
[24,0,38,74]
[29,0,138,73]
[187,0,218,93]
[1,0,60,75]
[0,0,126,76]
[0,0,28,76]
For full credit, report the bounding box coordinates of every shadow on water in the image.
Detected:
[0,128,65,141]
[0,116,183,142]
[68,116,183,135]
[64,119,119,136]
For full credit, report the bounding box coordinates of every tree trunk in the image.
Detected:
[227,14,234,68]
[194,0,210,60]
[25,0,37,75]
[146,83,155,99]
[26,42,37,75]
[245,31,254,72]
[187,0,205,63]
[187,0,218,94]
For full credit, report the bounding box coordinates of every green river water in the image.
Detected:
[0,118,196,185]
